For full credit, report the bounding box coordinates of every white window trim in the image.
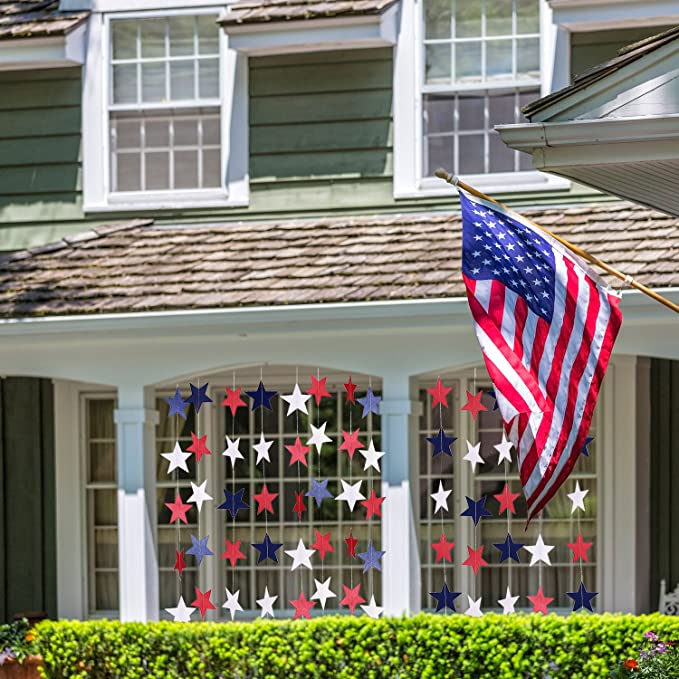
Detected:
[82,7,249,213]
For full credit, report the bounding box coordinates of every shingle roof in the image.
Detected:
[220,0,398,26]
[0,204,677,318]
[0,0,88,40]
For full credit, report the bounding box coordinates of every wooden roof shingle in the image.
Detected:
[0,0,88,40]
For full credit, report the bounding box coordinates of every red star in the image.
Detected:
[165,493,192,524]
[191,587,216,619]
[431,533,455,563]
[340,584,366,614]
[462,545,488,575]
[252,483,278,515]
[528,586,553,614]
[286,437,311,467]
[339,428,363,460]
[345,531,358,559]
[220,538,246,567]
[344,376,357,404]
[290,591,316,620]
[494,483,521,515]
[186,432,211,463]
[567,533,593,563]
[307,375,331,405]
[221,386,246,416]
[293,491,306,519]
[427,378,452,408]
[173,549,186,576]
[310,529,335,561]
[461,390,488,420]
[361,488,385,519]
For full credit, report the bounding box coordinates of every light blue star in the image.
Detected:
[164,387,188,419]
[186,534,213,566]
[357,388,381,418]
[357,541,385,573]
[306,478,333,508]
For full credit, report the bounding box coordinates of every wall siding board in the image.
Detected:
[0,80,81,111]
[251,47,392,68]
[0,108,81,140]
[0,165,82,194]
[0,137,82,166]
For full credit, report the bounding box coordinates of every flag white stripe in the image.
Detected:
[475,279,492,314]
[500,289,518,350]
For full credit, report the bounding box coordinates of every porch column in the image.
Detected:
[381,372,422,615]
[114,385,159,621]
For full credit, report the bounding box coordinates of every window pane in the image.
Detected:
[488,92,515,127]
[455,0,481,38]
[199,58,220,99]
[202,117,220,146]
[517,37,540,79]
[202,149,221,187]
[141,19,166,58]
[169,15,195,56]
[111,20,137,60]
[88,399,116,439]
[458,95,484,131]
[424,95,454,134]
[112,64,137,104]
[488,131,515,172]
[141,62,165,102]
[197,15,219,54]
[94,489,117,526]
[424,0,451,39]
[95,528,118,568]
[426,135,453,177]
[89,443,116,483]
[458,134,484,174]
[175,150,199,188]
[95,573,119,611]
[115,153,141,192]
[145,120,170,148]
[145,151,170,190]
[174,119,198,146]
[487,39,513,80]
[425,44,451,84]
[455,41,482,82]
[486,0,513,36]
[114,120,140,149]
[517,0,539,34]
[170,60,195,100]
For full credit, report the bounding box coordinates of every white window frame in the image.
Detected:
[82,6,249,212]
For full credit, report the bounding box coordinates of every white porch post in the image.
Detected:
[114,385,160,622]
[381,372,422,615]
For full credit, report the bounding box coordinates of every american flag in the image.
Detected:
[460,190,622,522]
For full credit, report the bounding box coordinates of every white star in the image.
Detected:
[494,434,513,464]
[253,432,274,465]
[431,481,451,514]
[222,588,243,620]
[465,595,483,617]
[285,538,315,571]
[359,439,385,472]
[188,479,212,512]
[307,421,332,454]
[165,595,195,622]
[463,440,484,472]
[335,479,365,511]
[162,442,191,474]
[256,586,277,618]
[311,577,336,609]
[567,481,589,513]
[361,594,384,619]
[222,435,244,468]
[280,383,311,416]
[498,586,519,614]
[523,534,554,566]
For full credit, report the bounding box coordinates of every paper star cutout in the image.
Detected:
[188,480,212,513]
[568,481,589,513]
[307,421,332,454]
[494,483,520,515]
[339,429,363,460]
[221,386,246,416]
[246,381,277,411]
[357,388,381,418]
[164,387,187,419]
[494,433,513,463]
[253,432,274,465]
[528,586,553,614]
[187,534,213,566]
[173,549,186,576]
[222,588,243,620]
[218,488,249,519]
[165,595,195,622]
[311,577,336,610]
[187,432,211,463]
[431,481,452,514]
[462,545,488,575]
[465,595,484,617]
[359,439,385,471]
[361,595,384,618]
[285,538,315,571]
[567,582,598,612]
[293,491,307,519]
[220,538,246,567]
[256,586,277,618]
[568,533,593,563]
[361,488,385,519]
[524,534,554,566]
[165,492,192,524]
[431,533,455,563]
[340,584,366,614]
[344,376,357,404]
[281,383,312,416]
[286,437,311,467]
[191,587,215,618]
[222,436,244,468]
[357,541,385,572]
[581,436,594,457]
[426,427,457,457]
[430,582,460,612]
[461,390,488,420]
[336,479,365,511]
[251,532,283,564]
[308,374,331,405]
[310,529,335,561]
[345,531,358,558]
[252,483,278,515]
[290,591,316,620]
[498,586,520,614]
[162,442,191,474]
[493,533,524,563]
[427,378,452,408]
[185,382,212,413]
[461,495,492,525]
[463,440,484,472]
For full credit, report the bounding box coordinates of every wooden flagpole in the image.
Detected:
[435,168,679,315]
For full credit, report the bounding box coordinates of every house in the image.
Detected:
[0,0,677,623]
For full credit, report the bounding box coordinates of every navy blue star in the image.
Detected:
[246,381,277,411]
[186,534,213,566]
[493,533,524,563]
[487,389,499,411]
[357,388,381,418]
[566,581,598,612]
[357,541,386,573]
[184,382,213,413]
[429,582,461,612]
[164,387,188,419]
[306,478,333,508]
[460,495,492,526]
[426,427,457,457]
[581,436,594,457]
[251,532,283,564]
[218,488,249,518]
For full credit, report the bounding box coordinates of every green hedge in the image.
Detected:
[34,614,679,679]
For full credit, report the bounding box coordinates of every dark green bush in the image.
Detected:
[34,613,679,679]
